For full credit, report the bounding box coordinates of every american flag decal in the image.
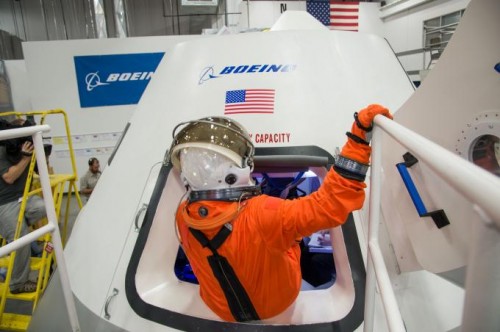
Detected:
[306,1,359,32]
[225,89,275,115]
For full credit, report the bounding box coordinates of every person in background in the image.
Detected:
[0,118,46,293]
[170,104,392,322]
[80,157,101,202]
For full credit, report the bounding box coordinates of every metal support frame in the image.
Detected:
[0,125,80,332]
[364,115,500,331]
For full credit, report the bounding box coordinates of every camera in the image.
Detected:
[0,118,36,163]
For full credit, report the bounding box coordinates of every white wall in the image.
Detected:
[360,3,384,36]
[22,35,205,182]
[382,0,471,78]
[4,60,30,112]
[238,1,306,29]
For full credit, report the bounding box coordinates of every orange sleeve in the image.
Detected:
[252,168,366,251]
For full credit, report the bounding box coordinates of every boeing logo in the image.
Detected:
[198,64,297,84]
[75,53,164,107]
[85,72,109,91]
[85,71,154,91]
[199,67,219,85]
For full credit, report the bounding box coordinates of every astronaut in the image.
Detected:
[170,104,392,322]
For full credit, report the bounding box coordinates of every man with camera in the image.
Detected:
[0,118,46,293]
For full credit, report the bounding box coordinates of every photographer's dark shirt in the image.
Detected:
[0,146,28,205]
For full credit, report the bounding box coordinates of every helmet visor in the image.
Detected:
[170,117,254,170]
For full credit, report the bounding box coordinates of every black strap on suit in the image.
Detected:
[189,224,260,322]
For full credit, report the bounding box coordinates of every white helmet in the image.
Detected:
[169,117,256,193]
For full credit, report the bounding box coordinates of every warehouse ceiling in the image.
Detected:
[0,0,230,46]
[125,0,227,36]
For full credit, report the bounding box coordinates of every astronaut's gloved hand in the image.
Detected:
[334,104,393,181]
[352,104,392,141]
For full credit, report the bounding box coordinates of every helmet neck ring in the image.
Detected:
[188,185,261,203]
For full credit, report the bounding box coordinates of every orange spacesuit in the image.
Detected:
[171,104,392,322]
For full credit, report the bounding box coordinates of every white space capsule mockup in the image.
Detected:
[29,0,500,331]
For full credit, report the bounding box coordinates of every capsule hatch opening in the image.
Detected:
[126,146,365,330]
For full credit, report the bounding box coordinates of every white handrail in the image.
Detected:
[0,125,51,140]
[374,115,500,228]
[364,115,500,331]
[0,125,80,332]
[0,224,55,257]
[364,125,406,332]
